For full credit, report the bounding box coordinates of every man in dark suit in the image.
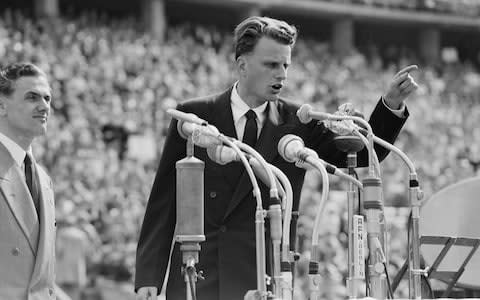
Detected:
[136,16,418,300]
[0,63,56,299]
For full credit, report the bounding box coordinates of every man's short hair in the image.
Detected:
[0,63,47,96]
[234,16,298,59]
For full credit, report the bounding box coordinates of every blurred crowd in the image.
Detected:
[322,0,480,17]
[1,8,479,299]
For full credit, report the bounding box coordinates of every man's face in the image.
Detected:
[239,37,292,106]
[1,75,51,139]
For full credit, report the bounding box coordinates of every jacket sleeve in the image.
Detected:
[135,104,187,292]
[305,98,408,168]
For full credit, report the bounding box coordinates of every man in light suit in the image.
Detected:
[0,63,56,299]
[136,16,418,300]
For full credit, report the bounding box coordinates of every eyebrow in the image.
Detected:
[25,91,51,99]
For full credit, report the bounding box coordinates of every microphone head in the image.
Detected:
[297,104,313,124]
[207,146,225,165]
[177,120,189,139]
[167,109,206,125]
[207,145,237,165]
[278,134,304,163]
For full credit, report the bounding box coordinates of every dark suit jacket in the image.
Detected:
[135,86,407,300]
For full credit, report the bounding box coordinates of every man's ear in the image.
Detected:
[236,56,248,77]
[0,96,7,116]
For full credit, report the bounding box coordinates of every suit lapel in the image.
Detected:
[210,88,245,187]
[211,87,237,140]
[223,101,294,221]
[30,162,55,288]
[0,146,39,254]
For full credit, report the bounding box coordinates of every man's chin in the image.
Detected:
[33,126,47,137]
[266,94,279,102]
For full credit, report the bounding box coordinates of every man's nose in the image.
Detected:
[275,66,287,81]
[38,98,50,112]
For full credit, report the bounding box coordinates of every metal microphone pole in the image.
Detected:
[363,176,388,299]
[220,138,269,299]
[268,165,294,300]
[409,173,423,300]
[370,135,424,299]
[208,145,294,299]
[334,136,366,299]
[251,158,294,300]
[234,142,283,299]
[308,158,330,300]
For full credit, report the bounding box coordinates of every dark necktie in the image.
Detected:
[24,154,40,216]
[242,109,258,147]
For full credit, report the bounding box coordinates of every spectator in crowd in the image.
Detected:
[135,16,418,300]
[0,62,56,299]
[56,214,101,300]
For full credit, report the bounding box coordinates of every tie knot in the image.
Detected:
[245,109,256,121]
[24,153,32,166]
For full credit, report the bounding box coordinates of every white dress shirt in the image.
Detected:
[230,82,406,141]
[230,83,268,141]
[0,132,31,179]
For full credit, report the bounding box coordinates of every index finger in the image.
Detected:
[394,65,418,78]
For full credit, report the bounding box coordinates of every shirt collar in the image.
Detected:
[231,82,268,123]
[0,132,29,166]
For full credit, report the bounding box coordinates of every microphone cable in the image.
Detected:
[351,169,362,215]
[384,261,394,299]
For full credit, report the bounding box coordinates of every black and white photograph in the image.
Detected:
[0,0,479,299]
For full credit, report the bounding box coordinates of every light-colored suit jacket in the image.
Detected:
[0,144,56,300]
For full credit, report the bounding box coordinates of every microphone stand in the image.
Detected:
[308,158,330,300]
[176,135,206,300]
[334,136,366,299]
[345,130,388,299]
[250,159,295,300]
[320,113,386,299]
[278,134,366,299]
[220,138,269,299]
[234,142,282,298]
[370,135,425,300]
[329,125,386,299]
[272,166,294,300]
[172,113,271,299]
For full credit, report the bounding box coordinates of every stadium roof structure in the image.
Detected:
[170,0,480,31]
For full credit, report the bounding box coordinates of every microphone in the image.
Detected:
[176,157,205,243]
[167,108,207,126]
[175,144,206,299]
[278,135,363,189]
[324,103,359,136]
[296,104,330,124]
[298,104,359,135]
[296,104,377,177]
[206,144,242,165]
[167,108,222,148]
[207,145,286,199]
[278,135,334,175]
[177,121,222,148]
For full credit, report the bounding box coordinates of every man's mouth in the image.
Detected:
[33,115,48,122]
[271,83,283,92]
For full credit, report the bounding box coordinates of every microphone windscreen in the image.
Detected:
[278,134,304,163]
[167,109,205,125]
[296,104,313,124]
[207,145,237,165]
[177,120,190,139]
